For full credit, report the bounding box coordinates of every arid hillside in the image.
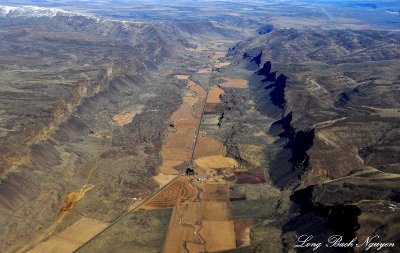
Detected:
[1,1,400,253]
[0,9,245,253]
[229,28,400,251]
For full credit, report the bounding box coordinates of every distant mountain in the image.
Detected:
[0,5,96,19]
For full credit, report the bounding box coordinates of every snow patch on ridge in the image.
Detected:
[0,5,98,20]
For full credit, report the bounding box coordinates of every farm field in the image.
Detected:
[159,160,183,175]
[157,46,255,253]
[152,173,178,188]
[161,186,237,253]
[197,67,212,74]
[198,183,229,202]
[219,77,248,89]
[154,78,206,186]
[200,220,236,252]
[194,155,238,170]
[234,168,267,184]
[194,135,225,158]
[213,51,227,59]
[180,202,230,222]
[215,61,231,68]
[161,205,200,253]
[175,75,190,80]
[142,177,197,210]
[28,218,108,253]
[206,87,224,104]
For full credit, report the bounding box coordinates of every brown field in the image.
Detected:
[234,218,253,247]
[159,160,183,175]
[28,217,108,253]
[182,202,230,222]
[204,104,219,114]
[187,81,207,99]
[164,128,196,149]
[171,103,194,121]
[162,194,234,253]
[198,183,229,202]
[193,99,206,117]
[158,80,205,178]
[194,135,225,158]
[234,168,267,184]
[162,148,193,161]
[199,221,236,252]
[153,173,178,188]
[207,87,224,104]
[142,177,197,210]
[197,67,212,74]
[194,155,238,170]
[204,103,229,113]
[182,95,198,106]
[159,46,250,253]
[220,77,248,89]
[175,74,190,80]
[174,119,198,129]
[215,61,231,68]
[186,242,205,252]
[213,51,227,59]
[162,206,200,253]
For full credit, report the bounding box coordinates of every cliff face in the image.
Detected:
[254,59,315,188]
[232,28,400,185]
[231,28,400,251]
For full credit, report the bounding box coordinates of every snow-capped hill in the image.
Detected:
[0,5,97,20]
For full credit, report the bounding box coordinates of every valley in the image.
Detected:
[0,1,399,253]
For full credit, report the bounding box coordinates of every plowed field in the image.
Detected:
[142,177,197,210]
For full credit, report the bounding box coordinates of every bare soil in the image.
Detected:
[194,155,238,170]
[142,177,197,210]
[28,218,108,253]
[219,77,248,89]
[207,87,225,104]
[194,135,225,158]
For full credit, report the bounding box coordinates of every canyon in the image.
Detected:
[0,1,400,253]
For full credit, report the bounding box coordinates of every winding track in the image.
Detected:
[72,63,214,253]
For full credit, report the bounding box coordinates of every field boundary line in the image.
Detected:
[73,63,214,253]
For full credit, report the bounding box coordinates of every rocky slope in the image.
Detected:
[229,28,400,252]
[1,2,400,253]
[0,10,215,252]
